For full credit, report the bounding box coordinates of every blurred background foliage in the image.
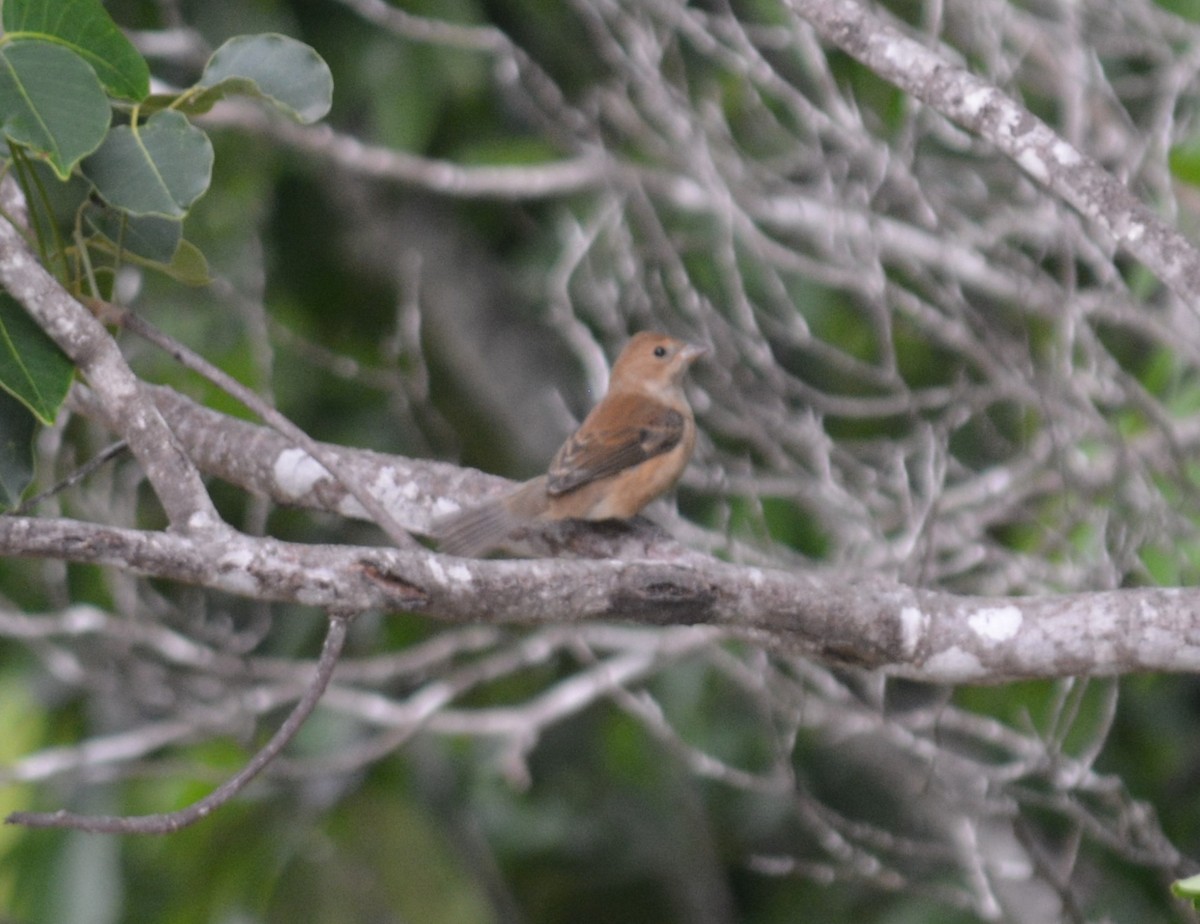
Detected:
[4,0,1200,921]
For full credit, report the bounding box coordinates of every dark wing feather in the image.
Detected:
[547,394,684,496]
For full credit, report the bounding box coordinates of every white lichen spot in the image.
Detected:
[447,563,473,584]
[272,448,329,499]
[427,557,447,583]
[1124,221,1145,243]
[220,547,255,570]
[924,646,984,681]
[747,568,765,586]
[899,606,928,657]
[336,495,368,518]
[961,86,992,118]
[188,510,221,532]
[1052,140,1081,166]
[880,37,920,73]
[217,547,259,595]
[221,569,261,596]
[431,496,461,517]
[968,605,1022,642]
[367,467,402,500]
[1016,148,1048,183]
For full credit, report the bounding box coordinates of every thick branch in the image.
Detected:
[786,0,1200,302]
[0,180,219,530]
[2,514,1200,682]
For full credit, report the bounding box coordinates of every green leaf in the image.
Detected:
[0,41,110,179]
[0,387,36,509]
[81,110,213,218]
[88,234,210,286]
[1173,873,1200,908]
[161,240,210,286]
[2,0,150,101]
[82,206,211,286]
[0,292,74,424]
[85,204,183,264]
[192,34,333,124]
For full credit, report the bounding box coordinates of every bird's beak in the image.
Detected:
[680,343,709,364]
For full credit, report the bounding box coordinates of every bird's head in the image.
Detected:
[608,331,707,396]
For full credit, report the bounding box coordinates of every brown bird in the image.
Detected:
[435,331,707,556]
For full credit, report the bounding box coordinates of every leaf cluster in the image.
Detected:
[0,0,334,504]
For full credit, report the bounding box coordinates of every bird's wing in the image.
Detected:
[546,394,685,496]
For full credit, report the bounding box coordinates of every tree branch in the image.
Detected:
[202,104,613,199]
[6,612,350,834]
[105,304,416,548]
[0,180,220,530]
[785,0,1200,304]
[2,513,1200,682]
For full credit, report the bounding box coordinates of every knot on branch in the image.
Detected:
[358,561,429,608]
[608,573,718,625]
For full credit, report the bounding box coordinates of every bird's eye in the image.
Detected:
[653,345,667,358]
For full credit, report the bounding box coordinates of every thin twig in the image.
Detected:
[6,612,351,834]
[15,441,129,515]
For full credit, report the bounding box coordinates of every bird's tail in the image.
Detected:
[433,477,549,557]
[433,499,521,557]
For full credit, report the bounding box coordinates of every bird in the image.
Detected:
[434,331,707,557]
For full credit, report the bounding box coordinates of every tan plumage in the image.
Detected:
[435,331,706,556]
